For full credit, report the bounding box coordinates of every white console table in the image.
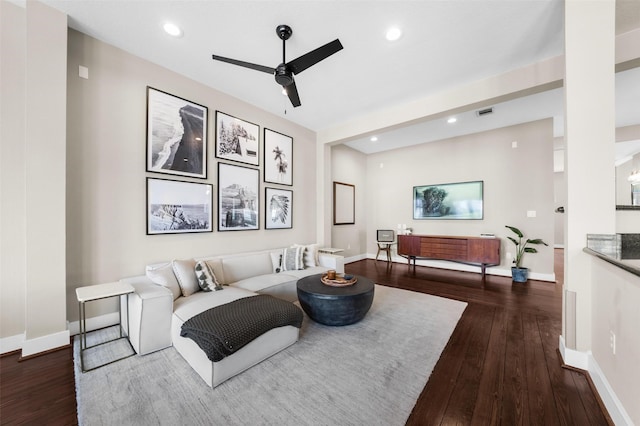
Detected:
[76,281,136,372]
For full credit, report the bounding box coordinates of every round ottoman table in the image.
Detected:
[296,274,375,326]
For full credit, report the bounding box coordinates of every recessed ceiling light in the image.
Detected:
[447,117,457,124]
[386,27,402,41]
[163,22,183,38]
[370,136,378,142]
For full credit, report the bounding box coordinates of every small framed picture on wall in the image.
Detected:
[263,128,293,186]
[218,163,260,231]
[215,111,260,166]
[265,187,293,229]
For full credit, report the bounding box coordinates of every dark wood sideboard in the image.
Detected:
[397,234,500,278]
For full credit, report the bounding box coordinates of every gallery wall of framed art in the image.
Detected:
[145,86,299,236]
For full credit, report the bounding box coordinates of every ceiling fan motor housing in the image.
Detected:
[275,64,294,86]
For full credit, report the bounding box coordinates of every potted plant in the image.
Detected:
[505,225,548,282]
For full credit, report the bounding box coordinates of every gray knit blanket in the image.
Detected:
[180,295,303,362]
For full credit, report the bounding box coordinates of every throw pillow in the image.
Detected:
[281,246,305,271]
[194,260,223,291]
[145,263,181,300]
[172,259,200,297]
[292,243,319,268]
[270,251,283,273]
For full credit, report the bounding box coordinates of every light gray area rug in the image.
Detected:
[74,284,466,426]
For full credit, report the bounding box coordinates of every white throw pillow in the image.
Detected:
[145,263,181,300]
[194,260,223,291]
[281,246,305,271]
[172,259,200,297]
[292,243,319,268]
[270,251,283,273]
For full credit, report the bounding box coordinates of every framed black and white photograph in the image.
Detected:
[146,178,213,235]
[218,163,259,231]
[265,187,293,229]
[413,180,484,220]
[333,181,355,225]
[146,87,208,179]
[215,111,259,166]
[263,128,293,186]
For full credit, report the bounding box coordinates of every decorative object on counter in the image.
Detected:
[146,87,208,179]
[321,272,357,287]
[505,225,548,282]
[413,180,483,220]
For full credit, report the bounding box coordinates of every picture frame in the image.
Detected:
[218,163,260,231]
[265,187,293,229]
[263,128,293,186]
[215,111,260,166]
[333,182,355,225]
[146,178,213,235]
[146,87,208,179]
[413,180,484,220]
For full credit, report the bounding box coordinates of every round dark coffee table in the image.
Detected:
[296,274,375,326]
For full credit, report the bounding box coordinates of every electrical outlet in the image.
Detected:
[347,244,351,250]
[610,330,616,355]
[506,252,512,260]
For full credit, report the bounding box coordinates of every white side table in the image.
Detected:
[76,281,136,372]
[318,247,344,254]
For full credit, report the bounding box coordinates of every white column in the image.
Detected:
[22,1,70,356]
[563,0,616,353]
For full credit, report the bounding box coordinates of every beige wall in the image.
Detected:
[0,1,70,355]
[356,119,555,278]
[0,1,27,343]
[330,145,367,258]
[64,29,319,323]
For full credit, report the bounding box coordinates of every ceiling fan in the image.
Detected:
[212,25,343,108]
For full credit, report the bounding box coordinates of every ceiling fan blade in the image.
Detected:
[211,55,275,75]
[287,39,343,75]
[285,81,301,107]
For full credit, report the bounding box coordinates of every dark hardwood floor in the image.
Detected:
[346,249,611,426]
[0,249,610,425]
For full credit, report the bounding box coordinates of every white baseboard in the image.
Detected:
[2,312,120,356]
[554,244,565,249]
[0,333,25,354]
[21,329,70,357]
[67,311,120,336]
[362,254,556,282]
[344,254,367,264]
[559,335,633,425]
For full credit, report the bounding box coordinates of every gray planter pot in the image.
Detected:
[511,267,529,282]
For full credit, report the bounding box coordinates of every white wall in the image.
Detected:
[590,259,640,424]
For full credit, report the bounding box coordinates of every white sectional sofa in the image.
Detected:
[121,245,343,387]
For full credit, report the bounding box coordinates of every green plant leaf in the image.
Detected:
[524,247,538,253]
[505,225,523,238]
[527,238,548,246]
[507,236,519,246]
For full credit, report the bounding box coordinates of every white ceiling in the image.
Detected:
[37,0,640,154]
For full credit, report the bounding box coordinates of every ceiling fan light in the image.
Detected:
[163,22,183,38]
[386,27,402,41]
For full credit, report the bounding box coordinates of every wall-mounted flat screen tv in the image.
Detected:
[413,180,483,220]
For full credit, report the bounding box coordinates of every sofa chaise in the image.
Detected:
[120,245,344,387]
